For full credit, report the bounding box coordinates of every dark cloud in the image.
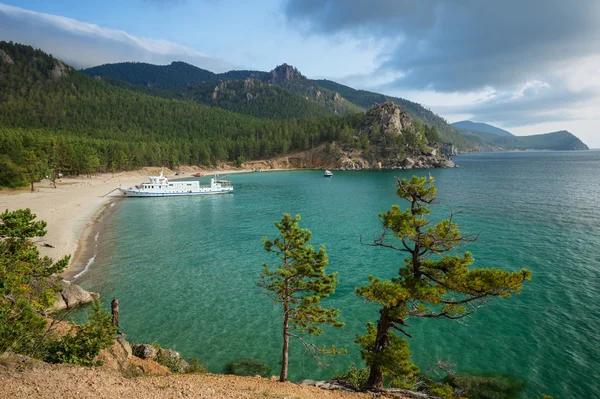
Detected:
[284,0,600,92]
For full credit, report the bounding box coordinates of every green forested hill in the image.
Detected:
[83,61,217,90]
[82,61,473,149]
[451,120,514,137]
[85,62,364,116]
[0,41,363,187]
[461,129,589,151]
[313,79,472,150]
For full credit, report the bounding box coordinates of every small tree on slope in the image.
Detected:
[357,176,532,389]
[259,214,344,382]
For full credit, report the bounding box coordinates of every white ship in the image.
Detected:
[119,171,233,197]
[324,170,333,177]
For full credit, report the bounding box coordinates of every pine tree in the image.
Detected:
[357,176,532,389]
[258,214,344,382]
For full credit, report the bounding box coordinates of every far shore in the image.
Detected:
[0,166,266,280]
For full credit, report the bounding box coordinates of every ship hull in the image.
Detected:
[118,188,233,197]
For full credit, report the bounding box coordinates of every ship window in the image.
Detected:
[169,184,173,186]
[187,183,192,186]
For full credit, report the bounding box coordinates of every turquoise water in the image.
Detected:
[76,151,600,398]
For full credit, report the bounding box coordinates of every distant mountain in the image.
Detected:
[461,130,588,151]
[83,61,473,150]
[452,120,515,137]
[314,79,472,149]
[83,61,217,90]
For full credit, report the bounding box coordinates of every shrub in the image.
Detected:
[183,357,207,374]
[44,301,116,366]
[226,358,271,377]
[445,373,526,399]
[122,364,145,379]
[332,364,369,389]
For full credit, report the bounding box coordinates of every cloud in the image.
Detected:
[284,0,600,130]
[0,3,232,71]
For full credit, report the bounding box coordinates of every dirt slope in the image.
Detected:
[0,361,390,399]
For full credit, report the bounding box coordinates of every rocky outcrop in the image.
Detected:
[362,101,413,137]
[50,61,67,80]
[132,344,158,360]
[241,102,456,171]
[266,63,303,84]
[53,280,100,311]
[97,336,132,372]
[131,344,189,373]
[0,49,14,65]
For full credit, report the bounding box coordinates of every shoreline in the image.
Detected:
[0,167,259,280]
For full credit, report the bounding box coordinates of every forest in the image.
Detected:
[0,41,365,187]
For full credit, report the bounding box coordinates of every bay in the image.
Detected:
[75,151,600,398]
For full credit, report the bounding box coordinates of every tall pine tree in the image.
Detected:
[259,214,344,382]
[357,176,532,389]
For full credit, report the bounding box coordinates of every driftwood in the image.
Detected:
[378,388,443,399]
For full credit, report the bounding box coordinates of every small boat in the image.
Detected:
[193,172,204,177]
[324,170,333,177]
[119,171,233,197]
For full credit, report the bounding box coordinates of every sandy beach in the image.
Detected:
[0,167,254,280]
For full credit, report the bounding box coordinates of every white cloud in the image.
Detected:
[0,3,232,71]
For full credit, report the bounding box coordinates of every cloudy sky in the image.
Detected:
[1,0,598,146]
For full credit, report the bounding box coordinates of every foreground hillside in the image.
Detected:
[0,361,384,399]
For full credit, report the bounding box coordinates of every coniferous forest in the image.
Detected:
[0,41,367,187]
[1,41,478,188]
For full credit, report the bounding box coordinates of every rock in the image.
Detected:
[53,280,100,311]
[0,49,14,65]
[362,101,413,137]
[403,157,416,168]
[298,379,316,386]
[50,61,66,80]
[131,344,158,360]
[97,336,132,372]
[157,348,189,373]
[442,159,455,168]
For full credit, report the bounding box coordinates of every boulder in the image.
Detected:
[132,344,158,360]
[442,159,455,168]
[403,157,416,168]
[53,280,100,311]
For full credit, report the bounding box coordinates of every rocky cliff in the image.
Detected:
[264,64,363,115]
[243,102,456,171]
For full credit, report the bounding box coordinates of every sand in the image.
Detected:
[0,167,253,280]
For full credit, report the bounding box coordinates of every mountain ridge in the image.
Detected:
[82,61,473,150]
[451,120,515,137]
[461,129,588,151]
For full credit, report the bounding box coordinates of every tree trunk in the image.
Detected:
[30,181,34,192]
[280,307,289,382]
[366,313,392,389]
[111,298,119,328]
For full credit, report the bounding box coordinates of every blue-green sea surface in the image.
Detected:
[75,151,600,398]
